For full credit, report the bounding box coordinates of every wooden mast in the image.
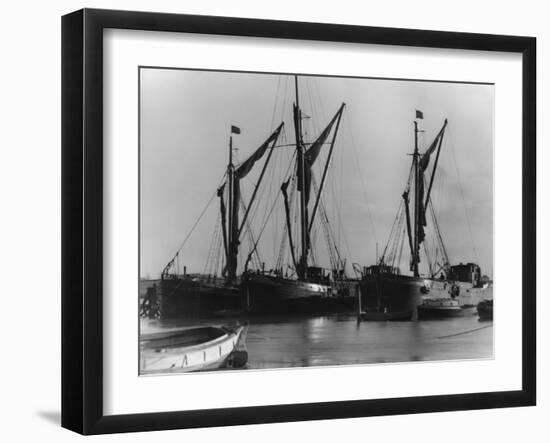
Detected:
[226,132,236,281]
[295,75,308,280]
[413,120,420,277]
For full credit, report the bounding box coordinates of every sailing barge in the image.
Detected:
[243,77,353,314]
[359,114,491,319]
[141,76,357,318]
[142,122,284,318]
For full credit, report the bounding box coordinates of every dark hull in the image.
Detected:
[359,273,426,318]
[243,274,356,314]
[359,310,413,321]
[157,278,243,319]
[477,300,493,321]
[144,275,363,318]
[359,273,492,319]
[417,305,464,319]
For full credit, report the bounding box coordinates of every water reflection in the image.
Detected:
[140,312,493,371]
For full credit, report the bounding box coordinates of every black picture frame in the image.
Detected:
[62,8,536,435]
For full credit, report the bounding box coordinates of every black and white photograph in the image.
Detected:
[138,68,494,375]
[0,0,544,439]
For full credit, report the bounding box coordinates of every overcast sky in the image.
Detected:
[140,68,493,279]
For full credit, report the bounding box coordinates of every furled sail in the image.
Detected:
[297,106,345,205]
[416,120,447,246]
[224,123,283,282]
[231,123,284,240]
[235,128,280,180]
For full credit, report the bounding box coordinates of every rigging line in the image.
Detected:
[266,136,279,219]
[277,173,295,270]
[243,127,280,238]
[273,135,289,265]
[312,79,346,246]
[305,80,321,137]
[317,181,349,269]
[206,214,224,278]
[385,156,413,261]
[214,220,223,276]
[212,234,221,278]
[433,242,440,275]
[318,201,337,269]
[292,173,299,266]
[322,132,342,252]
[311,175,337,268]
[428,195,449,266]
[424,237,433,276]
[310,227,318,266]
[251,79,283,258]
[311,79,338,246]
[280,76,290,134]
[430,199,442,269]
[447,127,479,264]
[274,142,333,149]
[269,76,282,131]
[243,173,264,235]
[267,141,277,259]
[329,220,347,272]
[239,195,262,267]
[303,81,313,140]
[423,177,443,264]
[254,186,271,261]
[279,155,297,263]
[312,78,328,127]
[271,142,281,264]
[202,212,219,276]
[380,198,404,264]
[344,115,378,242]
[271,149,297,268]
[247,173,291,266]
[397,220,406,271]
[389,202,406,267]
[319,129,342,260]
[337,118,346,251]
[421,174,435,273]
[165,178,222,265]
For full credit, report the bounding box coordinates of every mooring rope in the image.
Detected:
[437,324,492,339]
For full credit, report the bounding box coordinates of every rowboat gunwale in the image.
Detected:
[140,325,243,354]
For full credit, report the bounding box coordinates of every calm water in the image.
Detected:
[140,310,493,371]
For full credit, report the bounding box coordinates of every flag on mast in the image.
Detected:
[231,125,241,134]
[415,110,424,119]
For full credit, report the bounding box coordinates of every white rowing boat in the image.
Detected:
[140,325,247,374]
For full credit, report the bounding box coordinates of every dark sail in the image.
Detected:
[225,125,283,282]
[231,124,284,243]
[235,128,280,180]
[417,177,428,244]
[416,121,447,246]
[419,128,442,171]
[297,107,344,205]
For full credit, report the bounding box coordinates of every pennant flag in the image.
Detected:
[231,125,241,134]
[415,110,424,119]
